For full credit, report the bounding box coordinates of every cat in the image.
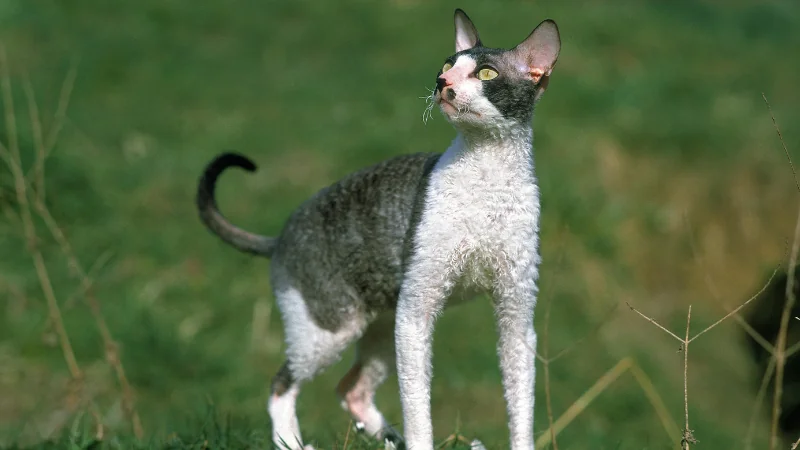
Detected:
[196,8,560,450]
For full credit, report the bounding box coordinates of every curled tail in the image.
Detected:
[196,152,277,257]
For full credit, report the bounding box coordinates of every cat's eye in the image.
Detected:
[442,62,453,73]
[477,68,499,81]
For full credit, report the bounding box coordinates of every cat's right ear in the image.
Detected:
[513,19,561,85]
[454,9,482,52]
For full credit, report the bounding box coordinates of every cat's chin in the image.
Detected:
[438,99,471,122]
[437,98,457,114]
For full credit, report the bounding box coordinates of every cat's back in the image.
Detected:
[270,152,440,325]
[279,151,440,241]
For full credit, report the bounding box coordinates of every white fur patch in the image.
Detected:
[268,385,304,450]
[276,286,366,381]
[268,285,367,449]
[396,127,541,450]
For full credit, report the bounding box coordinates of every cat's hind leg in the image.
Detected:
[336,313,401,444]
[268,363,307,450]
[268,285,365,450]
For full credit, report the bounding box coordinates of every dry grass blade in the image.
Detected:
[542,289,558,450]
[1,43,104,437]
[35,158,144,439]
[21,74,46,201]
[688,265,781,344]
[762,93,799,193]
[533,357,680,449]
[788,339,800,358]
[43,57,78,156]
[684,213,777,353]
[625,302,683,343]
[1,45,18,157]
[20,64,144,438]
[762,92,799,450]
[681,306,695,450]
[704,284,775,351]
[535,236,570,450]
[626,300,696,447]
[63,250,114,309]
[770,204,800,450]
[628,362,681,443]
[791,436,800,450]
[548,303,618,364]
[22,58,78,183]
[534,358,631,449]
[341,420,352,450]
[1,44,81,381]
[745,355,777,450]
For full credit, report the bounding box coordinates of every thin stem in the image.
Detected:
[681,306,695,450]
[625,302,683,343]
[762,93,799,193]
[688,265,779,344]
[769,204,800,450]
[745,355,776,450]
[21,64,144,438]
[22,74,46,202]
[543,293,558,450]
[0,45,83,383]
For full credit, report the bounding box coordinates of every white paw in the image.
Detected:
[384,438,397,450]
[470,439,487,450]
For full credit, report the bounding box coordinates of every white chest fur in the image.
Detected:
[416,132,541,293]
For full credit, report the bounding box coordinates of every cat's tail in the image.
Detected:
[196,152,277,257]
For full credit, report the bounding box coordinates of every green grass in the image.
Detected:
[1,0,799,448]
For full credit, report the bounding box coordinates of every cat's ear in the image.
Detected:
[513,19,560,90]
[454,9,482,52]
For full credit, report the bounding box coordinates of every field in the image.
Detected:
[1,0,800,448]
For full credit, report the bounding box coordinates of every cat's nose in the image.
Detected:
[436,76,449,93]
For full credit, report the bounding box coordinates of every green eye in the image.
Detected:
[477,68,499,80]
[442,62,453,73]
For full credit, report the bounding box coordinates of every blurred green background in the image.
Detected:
[1,0,799,448]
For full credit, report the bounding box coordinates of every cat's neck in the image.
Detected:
[443,122,534,166]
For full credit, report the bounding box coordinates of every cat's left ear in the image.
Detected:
[454,9,482,52]
[513,19,561,98]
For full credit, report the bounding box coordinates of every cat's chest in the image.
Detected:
[423,151,539,243]
[418,153,539,291]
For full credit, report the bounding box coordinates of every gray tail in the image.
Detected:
[196,152,277,257]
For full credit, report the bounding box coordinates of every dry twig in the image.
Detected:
[626,302,697,448]
[762,93,800,450]
[533,356,680,449]
[0,44,102,435]
[20,60,143,439]
[762,93,799,194]
[681,307,695,450]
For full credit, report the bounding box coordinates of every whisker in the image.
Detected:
[420,86,436,124]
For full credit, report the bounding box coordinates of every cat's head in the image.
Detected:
[432,9,560,131]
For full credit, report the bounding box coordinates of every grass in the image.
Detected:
[1,0,800,448]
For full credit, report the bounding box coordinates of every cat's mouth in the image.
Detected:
[437,97,454,108]
[436,96,479,119]
[436,96,459,114]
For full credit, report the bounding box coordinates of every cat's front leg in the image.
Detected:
[395,252,455,450]
[494,258,539,450]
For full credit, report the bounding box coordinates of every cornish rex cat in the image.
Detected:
[196,8,560,450]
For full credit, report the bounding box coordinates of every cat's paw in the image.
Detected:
[470,439,487,450]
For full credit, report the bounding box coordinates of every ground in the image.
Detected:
[1,0,799,448]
